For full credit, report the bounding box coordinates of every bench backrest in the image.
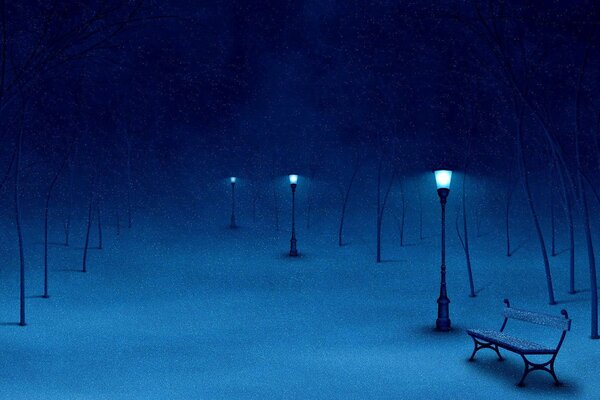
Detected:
[503,306,571,331]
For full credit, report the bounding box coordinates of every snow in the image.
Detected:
[0,197,597,399]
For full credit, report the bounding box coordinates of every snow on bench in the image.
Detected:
[467,299,571,387]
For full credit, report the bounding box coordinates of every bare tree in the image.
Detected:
[63,155,74,246]
[456,150,476,298]
[338,153,361,246]
[271,151,280,231]
[396,178,406,247]
[82,191,95,273]
[0,1,156,117]
[517,107,556,305]
[125,131,133,229]
[505,153,519,257]
[15,103,25,326]
[550,174,556,257]
[305,157,318,229]
[573,37,598,338]
[579,182,597,338]
[97,201,103,250]
[43,140,73,298]
[376,156,396,263]
[417,188,424,241]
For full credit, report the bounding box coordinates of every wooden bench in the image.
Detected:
[467,299,571,386]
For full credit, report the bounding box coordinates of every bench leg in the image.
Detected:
[469,337,503,361]
[549,359,561,386]
[517,356,531,387]
[517,354,560,387]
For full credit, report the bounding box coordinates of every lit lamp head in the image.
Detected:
[434,169,452,201]
[230,177,237,184]
[289,174,298,190]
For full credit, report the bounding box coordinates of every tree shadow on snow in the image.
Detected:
[508,239,528,256]
[33,241,68,247]
[466,356,580,395]
[555,292,589,305]
[472,282,492,296]
[552,248,570,257]
[398,242,421,248]
[57,268,85,272]
[0,322,22,327]
[376,259,408,265]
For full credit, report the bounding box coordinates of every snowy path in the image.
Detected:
[0,217,596,399]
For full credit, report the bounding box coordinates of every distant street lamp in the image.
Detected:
[434,169,452,331]
[230,177,237,229]
[289,174,299,257]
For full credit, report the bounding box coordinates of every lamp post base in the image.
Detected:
[436,296,451,331]
[290,238,298,257]
[436,319,451,331]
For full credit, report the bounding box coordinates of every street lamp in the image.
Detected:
[230,177,237,229]
[434,169,452,331]
[289,174,299,257]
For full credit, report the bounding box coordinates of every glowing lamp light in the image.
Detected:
[289,174,299,185]
[434,170,452,190]
[230,177,237,184]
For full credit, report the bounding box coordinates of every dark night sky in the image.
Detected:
[1,0,600,208]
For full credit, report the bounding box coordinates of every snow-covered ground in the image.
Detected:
[0,195,598,399]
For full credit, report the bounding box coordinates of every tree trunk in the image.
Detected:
[505,175,518,257]
[418,189,423,241]
[568,216,575,294]
[126,139,132,229]
[339,159,360,246]
[116,212,120,236]
[550,186,556,257]
[581,184,598,338]
[272,181,280,232]
[15,114,25,326]
[376,159,395,263]
[462,172,476,297]
[398,179,406,247]
[376,160,382,263]
[271,153,280,231]
[306,165,317,229]
[43,147,71,298]
[97,202,102,250]
[574,57,598,335]
[518,111,556,305]
[82,194,94,273]
[555,164,576,294]
[64,155,75,246]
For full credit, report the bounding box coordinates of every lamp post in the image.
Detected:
[289,174,298,257]
[434,169,452,331]
[229,177,237,229]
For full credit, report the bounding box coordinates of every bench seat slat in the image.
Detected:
[503,307,570,330]
[467,329,556,354]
